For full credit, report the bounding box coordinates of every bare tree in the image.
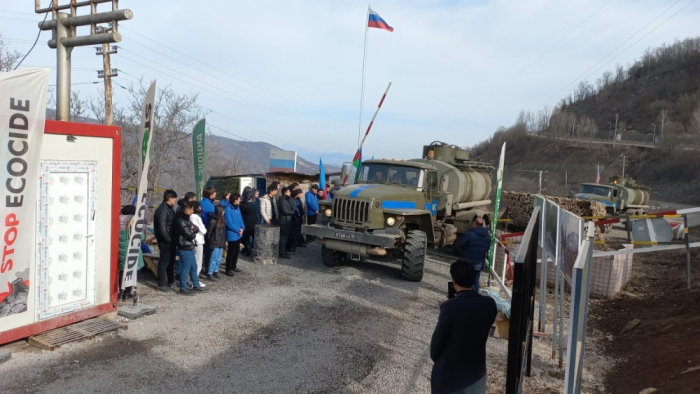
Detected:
[0,34,21,72]
[47,89,89,122]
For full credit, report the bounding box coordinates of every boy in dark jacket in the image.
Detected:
[240,192,259,257]
[454,217,491,291]
[205,205,226,281]
[174,200,204,295]
[278,187,296,259]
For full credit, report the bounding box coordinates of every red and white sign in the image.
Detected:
[0,69,49,319]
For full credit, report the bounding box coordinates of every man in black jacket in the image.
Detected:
[154,190,178,292]
[430,259,497,394]
[278,187,296,259]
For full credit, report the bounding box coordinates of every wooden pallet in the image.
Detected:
[28,317,127,351]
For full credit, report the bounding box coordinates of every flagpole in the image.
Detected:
[357,4,370,149]
[344,82,392,185]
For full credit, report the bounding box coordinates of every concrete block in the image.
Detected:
[118,304,156,320]
[0,348,11,364]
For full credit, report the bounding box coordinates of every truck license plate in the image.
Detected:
[334,232,357,241]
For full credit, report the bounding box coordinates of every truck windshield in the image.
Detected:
[579,184,612,197]
[358,164,423,188]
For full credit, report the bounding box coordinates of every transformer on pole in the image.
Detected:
[35,0,133,121]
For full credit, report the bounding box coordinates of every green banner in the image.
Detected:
[192,119,206,200]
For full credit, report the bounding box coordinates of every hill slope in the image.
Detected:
[470,37,700,205]
[556,37,700,142]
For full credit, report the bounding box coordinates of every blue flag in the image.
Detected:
[319,157,326,199]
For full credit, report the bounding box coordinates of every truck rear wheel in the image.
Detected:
[402,230,426,282]
[321,245,344,267]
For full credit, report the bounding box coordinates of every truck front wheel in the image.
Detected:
[402,230,427,282]
[321,245,344,267]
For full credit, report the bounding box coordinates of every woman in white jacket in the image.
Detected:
[190,201,207,286]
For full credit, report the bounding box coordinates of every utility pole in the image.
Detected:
[621,154,627,178]
[514,169,547,194]
[651,123,656,144]
[614,113,619,141]
[608,121,612,140]
[660,109,666,139]
[96,37,118,125]
[36,0,132,121]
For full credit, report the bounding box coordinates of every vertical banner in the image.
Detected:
[488,142,506,271]
[0,69,49,318]
[122,82,156,289]
[192,118,206,200]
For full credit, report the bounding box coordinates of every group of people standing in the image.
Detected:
[150,182,325,295]
[261,182,322,259]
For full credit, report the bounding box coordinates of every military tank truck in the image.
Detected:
[302,142,493,282]
[574,176,651,216]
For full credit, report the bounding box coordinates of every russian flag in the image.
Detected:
[368,7,394,32]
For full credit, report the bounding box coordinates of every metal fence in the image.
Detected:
[505,206,540,394]
[564,223,595,393]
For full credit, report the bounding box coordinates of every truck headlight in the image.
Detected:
[386,217,396,226]
[324,209,332,217]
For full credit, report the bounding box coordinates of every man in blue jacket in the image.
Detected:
[305,184,320,242]
[200,186,217,275]
[224,192,245,276]
[454,218,491,291]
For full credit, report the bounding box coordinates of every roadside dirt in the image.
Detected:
[589,239,700,394]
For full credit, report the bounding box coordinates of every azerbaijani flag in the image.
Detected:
[368,7,394,32]
[353,147,363,183]
[596,163,601,184]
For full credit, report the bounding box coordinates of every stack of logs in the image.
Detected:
[502,191,607,230]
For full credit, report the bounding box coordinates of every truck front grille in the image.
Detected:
[333,198,370,225]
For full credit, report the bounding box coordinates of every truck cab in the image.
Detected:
[575,183,620,214]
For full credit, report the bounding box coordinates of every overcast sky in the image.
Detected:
[1,0,699,160]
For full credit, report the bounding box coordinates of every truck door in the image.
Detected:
[426,170,439,215]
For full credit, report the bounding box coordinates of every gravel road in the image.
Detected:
[0,243,608,393]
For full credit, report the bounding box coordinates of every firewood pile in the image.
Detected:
[502,191,607,230]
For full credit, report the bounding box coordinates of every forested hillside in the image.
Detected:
[471,37,700,205]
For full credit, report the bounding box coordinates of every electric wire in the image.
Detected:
[13,11,48,69]
[537,0,687,111]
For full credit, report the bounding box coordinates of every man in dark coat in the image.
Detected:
[278,187,296,259]
[430,260,497,394]
[154,189,178,291]
[454,217,491,291]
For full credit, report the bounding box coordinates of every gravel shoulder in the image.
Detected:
[0,243,610,393]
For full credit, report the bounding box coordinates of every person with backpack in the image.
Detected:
[205,205,226,281]
[173,200,204,295]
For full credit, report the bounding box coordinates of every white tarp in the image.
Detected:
[0,69,49,318]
